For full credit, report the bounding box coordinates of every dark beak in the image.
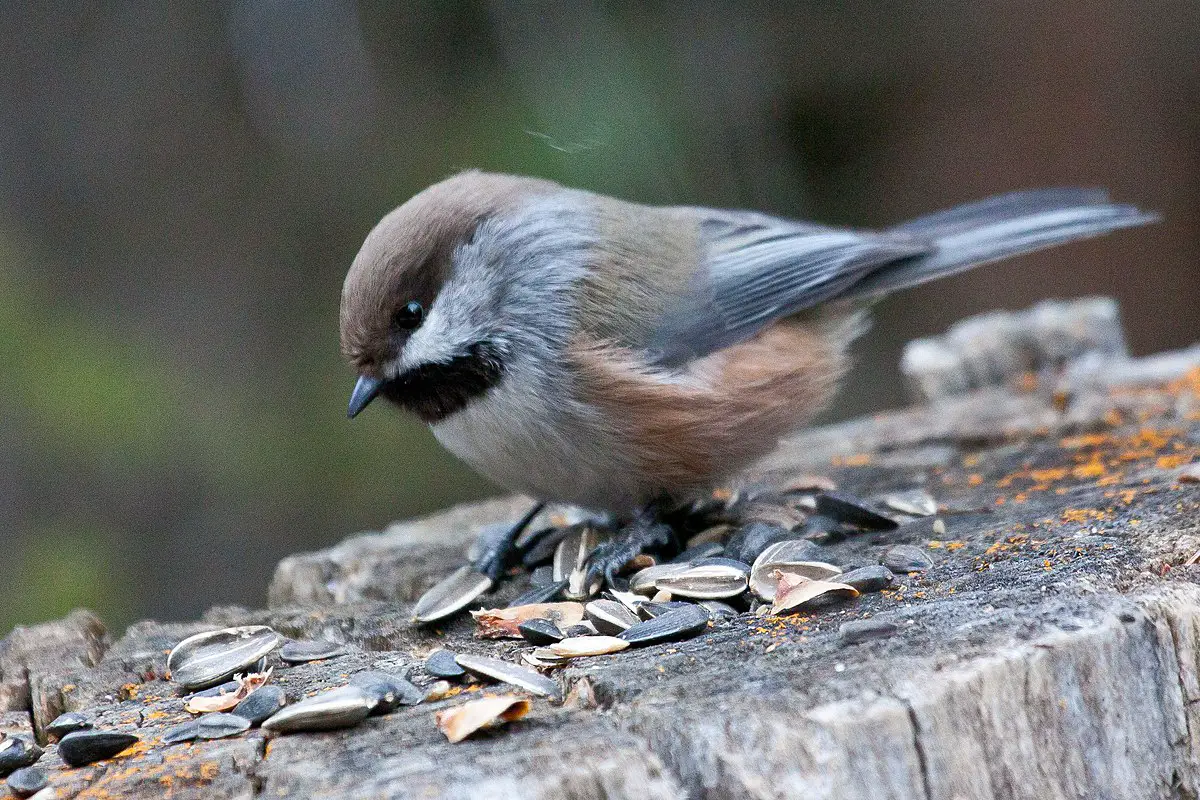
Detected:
[347,375,383,419]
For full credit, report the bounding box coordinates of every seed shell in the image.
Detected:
[655,563,748,599]
[839,565,895,593]
[751,541,842,601]
[196,713,251,740]
[815,491,899,530]
[454,654,562,701]
[279,639,347,663]
[349,671,424,712]
[507,580,567,607]
[770,573,859,615]
[412,566,494,624]
[233,685,288,725]
[548,636,630,658]
[436,695,531,743]
[882,489,938,517]
[261,686,373,734]
[57,730,138,767]
[585,600,640,635]
[424,650,466,680]
[517,618,565,646]
[45,712,92,742]
[5,766,48,798]
[161,720,201,745]
[0,737,42,777]
[883,544,934,573]
[619,605,711,647]
[471,602,585,638]
[167,626,283,690]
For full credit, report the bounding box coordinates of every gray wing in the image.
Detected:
[647,209,929,367]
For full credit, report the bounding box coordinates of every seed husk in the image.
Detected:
[184,669,272,713]
[882,544,934,573]
[436,695,531,743]
[585,600,640,635]
[521,526,573,569]
[751,541,842,601]
[525,648,569,667]
[697,600,739,619]
[57,730,138,767]
[232,685,287,725]
[517,618,565,646]
[839,565,895,593]
[685,524,733,549]
[629,564,688,595]
[423,681,454,702]
[349,671,423,713]
[261,687,373,734]
[655,563,748,599]
[196,712,251,740]
[167,626,283,690]
[6,766,48,798]
[619,605,711,647]
[45,712,92,742]
[454,654,562,701]
[781,474,838,493]
[723,522,796,564]
[636,601,693,619]
[815,491,899,530]
[549,636,630,658]
[0,737,42,777]
[161,720,201,745]
[552,525,604,582]
[839,618,900,644]
[412,566,494,624]
[471,602,585,639]
[882,489,938,517]
[562,621,598,637]
[424,650,466,680]
[507,579,568,608]
[279,639,347,663]
[669,541,724,563]
[770,573,859,615]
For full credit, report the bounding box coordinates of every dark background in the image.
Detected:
[1,1,1196,634]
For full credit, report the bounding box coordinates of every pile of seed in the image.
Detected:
[1,711,139,797]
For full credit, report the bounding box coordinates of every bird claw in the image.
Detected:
[471,502,545,582]
[585,520,674,586]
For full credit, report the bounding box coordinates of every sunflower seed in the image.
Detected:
[636,601,693,619]
[669,541,724,563]
[196,713,251,740]
[655,563,748,599]
[932,518,947,536]
[723,522,796,564]
[161,720,201,745]
[883,545,934,573]
[585,600,640,634]
[518,618,565,646]
[815,491,899,530]
[781,475,838,493]
[423,681,454,702]
[839,618,901,644]
[770,574,859,615]
[167,626,283,690]
[549,636,630,658]
[279,640,346,663]
[44,711,91,742]
[424,649,466,680]
[697,600,739,619]
[508,579,568,607]
[350,671,423,713]
[527,648,569,667]
[629,564,688,595]
[562,622,598,637]
[57,731,137,767]
[552,525,604,582]
[5,766,47,798]
[436,696,530,743]
[261,687,373,734]
[839,565,895,593]
[232,685,287,725]
[882,489,938,517]
[685,524,733,549]
[412,566,494,624]
[454,654,562,701]
[619,605,711,646]
[522,526,573,568]
[0,737,42,777]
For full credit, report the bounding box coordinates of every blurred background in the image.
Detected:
[1,1,1196,634]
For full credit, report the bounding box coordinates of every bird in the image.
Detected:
[340,170,1155,580]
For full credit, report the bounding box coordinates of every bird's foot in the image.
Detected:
[585,512,675,587]
[471,502,545,582]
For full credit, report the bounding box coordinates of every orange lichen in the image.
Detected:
[832,453,872,467]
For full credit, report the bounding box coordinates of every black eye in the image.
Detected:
[393,301,423,330]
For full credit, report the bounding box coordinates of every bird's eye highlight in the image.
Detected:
[394,300,424,330]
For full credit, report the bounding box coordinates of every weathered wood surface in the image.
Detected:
[2,340,1198,799]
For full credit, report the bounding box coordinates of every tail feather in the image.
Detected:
[844,190,1158,300]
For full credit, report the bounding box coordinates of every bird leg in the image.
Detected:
[472,502,546,581]
[585,500,678,587]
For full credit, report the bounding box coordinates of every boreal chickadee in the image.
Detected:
[341,171,1153,573]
